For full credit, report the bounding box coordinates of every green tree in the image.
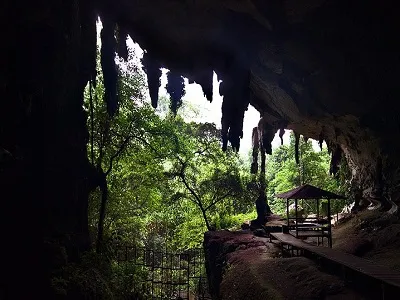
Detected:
[165,120,247,231]
[85,48,177,251]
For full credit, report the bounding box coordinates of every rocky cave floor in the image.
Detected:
[207,210,400,300]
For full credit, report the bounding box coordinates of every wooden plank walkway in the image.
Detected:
[270,232,400,290]
[289,230,329,237]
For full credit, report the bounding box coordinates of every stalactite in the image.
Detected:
[318,131,324,150]
[294,132,300,165]
[221,99,235,150]
[276,120,288,145]
[228,106,248,152]
[117,26,128,61]
[221,120,229,151]
[220,67,250,152]
[199,70,213,102]
[219,79,226,97]
[166,70,185,115]
[260,122,275,155]
[279,128,285,145]
[141,52,161,108]
[188,69,213,102]
[326,140,334,154]
[100,17,118,116]
[251,127,259,174]
[221,90,230,151]
[329,145,342,175]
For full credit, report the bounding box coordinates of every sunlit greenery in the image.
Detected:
[266,133,351,216]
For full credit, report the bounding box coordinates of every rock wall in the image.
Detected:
[1,1,97,297]
[203,230,278,298]
[203,231,350,299]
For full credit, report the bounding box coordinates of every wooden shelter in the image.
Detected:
[276,184,346,248]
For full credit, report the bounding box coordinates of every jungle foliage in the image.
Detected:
[266,133,351,216]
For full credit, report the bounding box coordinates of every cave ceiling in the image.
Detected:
[97,0,399,153]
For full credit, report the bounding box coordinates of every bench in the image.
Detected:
[286,222,329,246]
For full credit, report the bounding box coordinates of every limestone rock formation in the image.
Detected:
[95,0,399,207]
[203,230,348,299]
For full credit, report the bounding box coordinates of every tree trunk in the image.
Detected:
[201,207,212,231]
[97,172,108,253]
[198,200,211,231]
[255,191,271,224]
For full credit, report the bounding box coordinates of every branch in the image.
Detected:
[140,126,181,154]
[131,135,167,159]
[105,129,176,177]
[178,166,202,207]
[105,134,132,176]
[111,126,177,160]
[194,145,210,156]
[204,190,234,211]
[170,190,199,206]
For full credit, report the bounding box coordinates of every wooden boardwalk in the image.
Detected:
[270,232,400,297]
[289,230,329,237]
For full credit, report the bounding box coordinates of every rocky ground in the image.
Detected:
[204,210,400,300]
[333,210,400,272]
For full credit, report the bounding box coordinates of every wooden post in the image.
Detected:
[286,199,290,227]
[295,198,298,238]
[317,198,320,246]
[327,198,332,248]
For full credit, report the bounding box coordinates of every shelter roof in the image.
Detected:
[275,184,345,200]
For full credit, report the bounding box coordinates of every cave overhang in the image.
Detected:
[93,0,399,200]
